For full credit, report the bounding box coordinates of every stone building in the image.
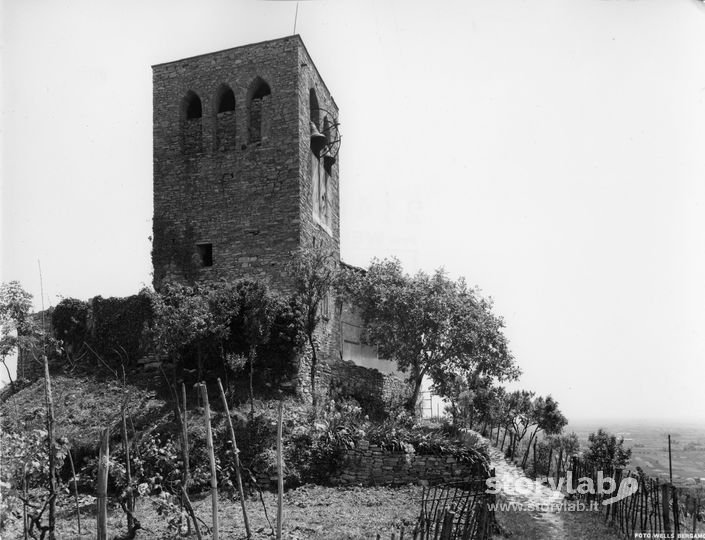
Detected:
[151,36,401,384]
[15,36,407,412]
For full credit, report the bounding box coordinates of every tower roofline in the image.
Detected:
[152,34,338,110]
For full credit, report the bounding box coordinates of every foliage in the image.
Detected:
[366,414,488,468]
[286,246,339,410]
[0,428,70,490]
[0,281,46,388]
[91,293,153,365]
[504,390,535,458]
[51,298,89,353]
[584,428,632,471]
[221,280,280,409]
[520,395,568,468]
[148,279,302,392]
[341,258,519,414]
[0,281,34,330]
[147,282,222,367]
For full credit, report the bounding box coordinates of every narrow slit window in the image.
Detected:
[196,243,213,267]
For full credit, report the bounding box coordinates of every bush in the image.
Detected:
[51,298,89,353]
[584,428,631,471]
[0,429,70,490]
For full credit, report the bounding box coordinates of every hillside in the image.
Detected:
[1,374,168,452]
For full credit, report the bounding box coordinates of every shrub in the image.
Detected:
[0,428,70,511]
[584,428,631,471]
[51,298,89,353]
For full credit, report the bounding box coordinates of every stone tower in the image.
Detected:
[151,35,340,293]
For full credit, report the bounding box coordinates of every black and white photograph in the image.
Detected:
[1,1,705,538]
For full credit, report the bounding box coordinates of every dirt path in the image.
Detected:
[486,444,566,539]
[484,441,621,540]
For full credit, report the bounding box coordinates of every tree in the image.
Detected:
[520,395,568,468]
[286,247,338,411]
[148,280,241,384]
[0,281,40,391]
[505,390,534,459]
[584,428,631,471]
[222,280,277,414]
[343,258,518,414]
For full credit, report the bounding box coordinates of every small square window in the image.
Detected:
[196,243,213,267]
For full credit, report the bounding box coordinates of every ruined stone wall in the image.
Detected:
[334,441,482,486]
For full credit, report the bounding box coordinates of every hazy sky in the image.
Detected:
[2,0,705,422]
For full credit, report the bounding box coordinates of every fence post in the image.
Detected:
[43,356,57,540]
[217,378,250,538]
[693,496,699,536]
[200,383,219,540]
[672,486,679,536]
[96,428,110,540]
[661,483,671,535]
[571,456,578,493]
[440,508,455,540]
[181,382,190,489]
[276,401,284,540]
[67,449,81,534]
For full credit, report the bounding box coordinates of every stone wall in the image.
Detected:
[334,440,483,486]
[328,359,410,419]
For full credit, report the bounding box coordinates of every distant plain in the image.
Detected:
[568,420,705,486]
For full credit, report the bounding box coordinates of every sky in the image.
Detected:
[2,0,705,422]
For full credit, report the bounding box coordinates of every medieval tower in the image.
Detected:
[151,35,341,361]
[152,35,340,291]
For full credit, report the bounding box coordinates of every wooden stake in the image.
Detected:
[121,404,134,531]
[200,383,219,539]
[67,449,81,534]
[668,434,673,484]
[23,469,29,540]
[693,496,698,536]
[217,378,251,538]
[276,401,284,540]
[97,428,110,540]
[180,486,203,540]
[661,483,671,535]
[43,356,57,540]
[181,382,190,489]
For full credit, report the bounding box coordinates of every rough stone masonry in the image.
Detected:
[152,35,341,361]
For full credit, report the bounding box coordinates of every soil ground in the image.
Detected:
[3,484,422,540]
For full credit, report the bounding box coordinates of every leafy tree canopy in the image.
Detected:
[341,258,519,413]
[584,428,632,470]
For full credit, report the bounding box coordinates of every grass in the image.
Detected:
[0,374,168,451]
[3,484,423,539]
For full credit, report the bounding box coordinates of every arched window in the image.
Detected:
[182,91,203,153]
[248,78,271,143]
[185,91,202,119]
[216,85,236,151]
[217,86,235,113]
